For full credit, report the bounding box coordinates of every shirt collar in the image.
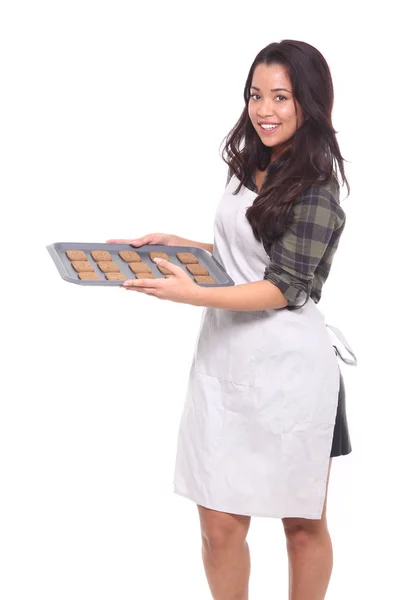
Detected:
[249,161,276,192]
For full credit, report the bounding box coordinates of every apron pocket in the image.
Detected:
[194,307,264,387]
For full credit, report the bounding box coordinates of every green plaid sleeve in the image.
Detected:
[263,185,345,310]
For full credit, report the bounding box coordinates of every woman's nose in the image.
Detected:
[257,98,275,117]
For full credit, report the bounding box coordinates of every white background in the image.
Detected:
[0,1,398,598]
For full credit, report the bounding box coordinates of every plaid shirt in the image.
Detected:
[227,168,346,310]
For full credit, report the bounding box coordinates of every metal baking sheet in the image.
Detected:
[46,242,235,287]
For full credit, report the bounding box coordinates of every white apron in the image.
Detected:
[173,175,356,519]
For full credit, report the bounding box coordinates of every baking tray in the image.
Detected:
[46,242,235,287]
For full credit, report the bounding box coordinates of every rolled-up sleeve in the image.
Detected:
[263,186,345,310]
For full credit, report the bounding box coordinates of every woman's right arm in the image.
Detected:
[106,233,213,254]
[172,235,213,254]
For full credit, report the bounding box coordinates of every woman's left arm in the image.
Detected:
[192,279,288,310]
[193,184,345,311]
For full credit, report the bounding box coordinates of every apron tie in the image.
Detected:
[326,324,357,366]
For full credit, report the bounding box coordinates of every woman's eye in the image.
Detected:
[250,93,287,101]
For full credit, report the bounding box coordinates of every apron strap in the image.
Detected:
[326,324,358,366]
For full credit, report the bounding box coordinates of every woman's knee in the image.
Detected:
[197,505,251,552]
[282,457,332,548]
[282,517,328,550]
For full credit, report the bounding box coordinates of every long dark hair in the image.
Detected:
[220,40,350,249]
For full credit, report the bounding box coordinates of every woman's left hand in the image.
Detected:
[122,258,201,305]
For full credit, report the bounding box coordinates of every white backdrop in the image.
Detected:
[1,1,398,598]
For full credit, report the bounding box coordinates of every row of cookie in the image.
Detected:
[77,271,216,283]
[65,249,201,264]
[67,258,206,277]
[70,259,168,278]
[71,260,215,282]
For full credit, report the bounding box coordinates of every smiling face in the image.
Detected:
[248,63,304,161]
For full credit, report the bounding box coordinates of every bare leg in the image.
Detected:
[197,505,251,600]
[282,458,334,600]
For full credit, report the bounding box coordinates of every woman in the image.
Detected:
[108,39,356,600]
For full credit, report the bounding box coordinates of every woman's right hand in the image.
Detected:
[106,233,180,247]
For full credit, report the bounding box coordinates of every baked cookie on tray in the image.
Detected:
[135,272,156,279]
[71,261,94,272]
[186,264,209,275]
[78,272,100,280]
[128,262,152,274]
[97,261,120,273]
[149,251,169,262]
[176,252,198,264]
[105,272,129,280]
[66,250,87,261]
[119,250,141,262]
[194,275,216,283]
[91,250,112,261]
[157,265,172,274]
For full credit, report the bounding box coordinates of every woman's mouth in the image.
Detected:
[259,123,281,135]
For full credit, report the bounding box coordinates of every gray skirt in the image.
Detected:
[330,369,352,457]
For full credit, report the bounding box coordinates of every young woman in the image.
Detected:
[108,39,356,600]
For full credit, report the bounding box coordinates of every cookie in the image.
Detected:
[135,272,156,279]
[105,272,128,280]
[71,261,94,272]
[157,265,171,274]
[66,250,87,261]
[176,252,198,264]
[91,250,112,261]
[78,272,100,280]
[149,251,169,262]
[119,250,141,262]
[194,275,216,283]
[97,261,119,273]
[128,262,152,273]
[186,264,209,275]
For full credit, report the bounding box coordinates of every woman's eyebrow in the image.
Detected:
[250,86,291,93]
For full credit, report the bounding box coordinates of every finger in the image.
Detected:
[125,287,157,296]
[122,279,140,287]
[134,288,156,294]
[153,257,182,274]
[122,279,160,288]
[130,235,155,247]
[106,239,139,244]
[122,284,147,292]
